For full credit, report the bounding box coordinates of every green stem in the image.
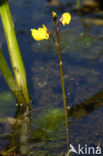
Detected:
[0,0,30,104]
[53,19,69,148]
[0,48,26,103]
[77,0,80,9]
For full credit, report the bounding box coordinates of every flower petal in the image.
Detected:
[59,12,71,26]
[31,25,49,41]
[52,11,57,19]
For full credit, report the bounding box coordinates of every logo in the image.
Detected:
[69,144,78,154]
[66,144,102,155]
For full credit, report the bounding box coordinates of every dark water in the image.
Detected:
[0,0,103,155]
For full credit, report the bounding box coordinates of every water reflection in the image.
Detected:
[4,103,32,155]
[1,88,103,155]
[69,89,103,119]
[96,48,103,60]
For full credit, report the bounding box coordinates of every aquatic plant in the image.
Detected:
[31,11,71,150]
[77,0,80,9]
[31,24,49,41]
[0,0,30,104]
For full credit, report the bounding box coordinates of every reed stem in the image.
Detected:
[0,0,30,104]
[0,48,26,103]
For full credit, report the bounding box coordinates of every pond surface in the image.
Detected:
[0,0,103,155]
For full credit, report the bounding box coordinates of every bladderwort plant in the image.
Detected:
[31,11,71,149]
[0,0,31,104]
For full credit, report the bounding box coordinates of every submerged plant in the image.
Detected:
[31,11,71,150]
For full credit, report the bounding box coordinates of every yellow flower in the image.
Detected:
[52,11,57,19]
[31,24,49,41]
[59,12,71,26]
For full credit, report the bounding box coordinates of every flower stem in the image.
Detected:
[0,0,30,104]
[53,19,69,148]
[77,0,80,9]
